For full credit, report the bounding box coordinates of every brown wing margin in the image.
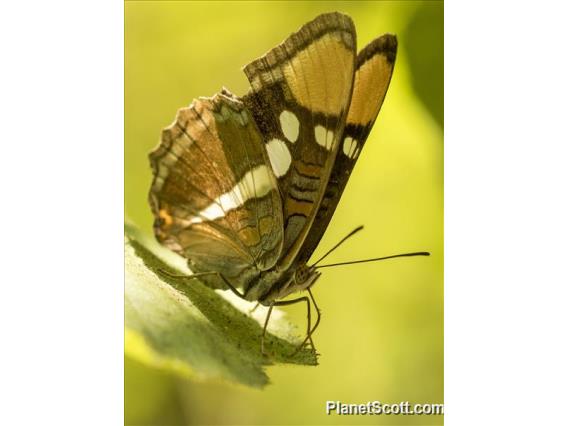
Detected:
[297,34,398,265]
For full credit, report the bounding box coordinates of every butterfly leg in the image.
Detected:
[249,302,261,314]
[288,289,322,355]
[261,303,275,355]
[267,296,315,355]
[307,288,322,339]
[158,269,247,300]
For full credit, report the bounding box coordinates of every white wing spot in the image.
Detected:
[342,136,353,156]
[279,110,300,142]
[189,165,275,224]
[343,136,359,158]
[315,125,334,150]
[353,144,361,159]
[315,125,326,147]
[327,129,335,150]
[266,138,292,177]
[343,136,358,159]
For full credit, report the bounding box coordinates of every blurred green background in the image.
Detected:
[125,1,443,425]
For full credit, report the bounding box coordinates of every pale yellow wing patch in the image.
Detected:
[347,53,395,126]
[346,34,397,129]
[282,32,355,115]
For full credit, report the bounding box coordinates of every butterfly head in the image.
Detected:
[294,263,321,290]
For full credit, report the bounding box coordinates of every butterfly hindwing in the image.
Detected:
[149,90,284,290]
[242,12,357,269]
[298,34,398,263]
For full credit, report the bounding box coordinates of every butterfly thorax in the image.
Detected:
[249,262,321,305]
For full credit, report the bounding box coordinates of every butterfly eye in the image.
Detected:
[295,266,309,284]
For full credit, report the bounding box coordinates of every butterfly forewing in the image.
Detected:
[298,34,398,264]
[242,12,357,269]
[149,91,284,290]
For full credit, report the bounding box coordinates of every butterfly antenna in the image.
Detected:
[314,251,430,269]
[311,225,365,267]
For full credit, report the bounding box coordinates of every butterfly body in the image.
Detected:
[149,12,398,347]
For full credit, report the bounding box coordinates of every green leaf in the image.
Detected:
[124,224,318,388]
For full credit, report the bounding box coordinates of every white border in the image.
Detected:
[1,0,568,424]
[0,1,123,424]
[446,1,568,424]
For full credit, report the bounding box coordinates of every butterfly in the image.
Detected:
[148,12,428,354]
